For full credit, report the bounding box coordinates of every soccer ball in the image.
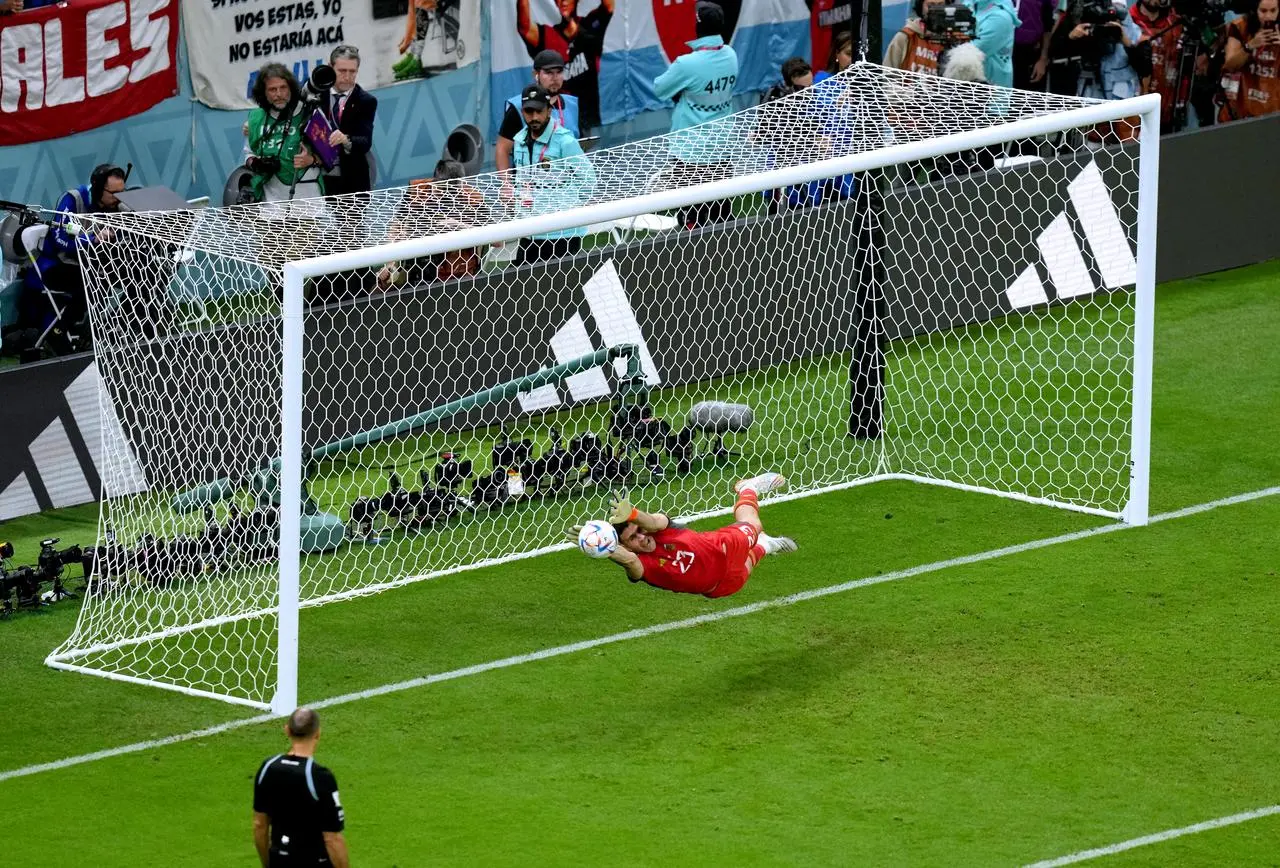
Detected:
[577,520,618,558]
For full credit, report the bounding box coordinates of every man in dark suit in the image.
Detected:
[322,44,378,196]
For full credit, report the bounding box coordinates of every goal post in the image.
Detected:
[1124,102,1160,529]
[52,67,1160,712]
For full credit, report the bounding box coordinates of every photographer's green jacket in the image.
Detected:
[246,105,326,199]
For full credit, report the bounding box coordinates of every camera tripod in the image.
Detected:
[1145,14,1226,132]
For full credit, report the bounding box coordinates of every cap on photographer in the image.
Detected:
[495,49,581,174]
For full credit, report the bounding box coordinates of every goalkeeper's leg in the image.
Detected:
[732,473,797,564]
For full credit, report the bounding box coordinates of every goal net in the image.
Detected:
[50,64,1157,711]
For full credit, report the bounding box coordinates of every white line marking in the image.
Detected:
[0,714,277,784]
[3,485,1277,785]
[1024,804,1280,867]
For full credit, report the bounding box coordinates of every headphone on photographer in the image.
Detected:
[89,163,129,208]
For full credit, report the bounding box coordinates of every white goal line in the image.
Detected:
[4,483,1276,787]
[1023,804,1280,866]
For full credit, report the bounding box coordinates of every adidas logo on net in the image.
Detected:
[1004,158,1138,309]
[516,258,661,414]
[517,157,1136,414]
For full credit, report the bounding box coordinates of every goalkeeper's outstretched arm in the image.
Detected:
[607,492,671,582]
[563,492,670,582]
[608,546,645,582]
[608,490,670,533]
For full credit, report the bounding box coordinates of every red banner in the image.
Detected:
[0,0,179,146]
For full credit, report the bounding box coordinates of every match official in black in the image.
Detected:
[253,708,349,868]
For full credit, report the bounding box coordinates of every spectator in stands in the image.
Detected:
[883,0,949,74]
[321,45,378,197]
[244,63,323,205]
[972,0,1020,88]
[756,57,819,213]
[377,159,485,289]
[20,164,127,352]
[1219,0,1280,121]
[512,85,596,266]
[1017,0,1058,89]
[653,1,740,229]
[818,28,855,80]
[497,49,580,174]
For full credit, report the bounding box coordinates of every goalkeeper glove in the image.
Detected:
[608,490,638,525]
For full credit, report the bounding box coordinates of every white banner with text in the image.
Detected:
[183,0,479,109]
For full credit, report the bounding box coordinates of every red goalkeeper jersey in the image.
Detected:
[634,524,757,598]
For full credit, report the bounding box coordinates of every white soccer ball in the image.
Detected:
[577,520,618,558]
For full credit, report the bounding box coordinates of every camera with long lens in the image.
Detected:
[38,538,83,580]
[924,1,977,46]
[0,565,42,615]
[0,538,86,617]
[300,64,338,169]
[1172,0,1254,29]
[301,64,336,109]
[1079,0,1124,45]
[1,199,57,283]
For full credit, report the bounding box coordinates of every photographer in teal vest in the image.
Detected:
[511,84,597,266]
[496,49,581,174]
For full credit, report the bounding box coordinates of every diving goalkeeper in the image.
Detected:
[571,473,798,598]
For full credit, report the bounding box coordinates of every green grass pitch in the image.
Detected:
[0,260,1276,865]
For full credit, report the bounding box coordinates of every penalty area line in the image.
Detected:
[1023,804,1280,866]
[1,484,1277,786]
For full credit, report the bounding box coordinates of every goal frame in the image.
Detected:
[49,92,1160,715]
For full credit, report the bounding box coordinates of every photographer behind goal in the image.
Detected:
[1041,0,1145,109]
[1219,0,1280,121]
[884,0,970,75]
[242,63,325,206]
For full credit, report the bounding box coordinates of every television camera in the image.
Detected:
[1079,0,1127,45]
[924,1,977,47]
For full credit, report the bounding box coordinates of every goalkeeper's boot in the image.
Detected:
[734,472,787,498]
[757,532,798,556]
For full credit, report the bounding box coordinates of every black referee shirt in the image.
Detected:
[253,754,344,866]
